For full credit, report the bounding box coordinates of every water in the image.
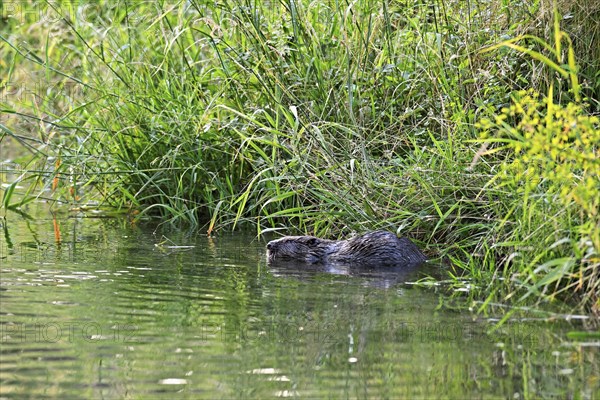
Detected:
[1,211,598,399]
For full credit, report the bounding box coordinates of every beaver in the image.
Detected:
[266,230,426,267]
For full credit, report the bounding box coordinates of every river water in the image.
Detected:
[0,210,598,399]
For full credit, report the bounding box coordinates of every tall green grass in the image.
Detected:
[1,0,598,316]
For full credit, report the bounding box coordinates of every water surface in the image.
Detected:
[1,210,598,399]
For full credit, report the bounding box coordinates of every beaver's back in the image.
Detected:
[329,231,426,266]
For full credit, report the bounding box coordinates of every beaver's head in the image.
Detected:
[266,236,326,263]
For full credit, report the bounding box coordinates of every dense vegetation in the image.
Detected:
[1,0,598,317]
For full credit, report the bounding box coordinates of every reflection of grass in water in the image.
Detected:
[1,1,598,317]
[2,223,593,398]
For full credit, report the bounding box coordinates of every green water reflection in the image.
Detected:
[0,212,598,399]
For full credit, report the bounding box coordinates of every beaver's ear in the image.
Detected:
[307,238,317,246]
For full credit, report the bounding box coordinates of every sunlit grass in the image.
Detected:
[1,0,598,318]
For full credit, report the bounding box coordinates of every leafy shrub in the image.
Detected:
[477,90,599,312]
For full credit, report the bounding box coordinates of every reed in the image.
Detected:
[1,0,597,316]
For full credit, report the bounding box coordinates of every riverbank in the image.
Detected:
[1,0,598,318]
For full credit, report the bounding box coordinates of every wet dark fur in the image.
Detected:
[266,231,426,267]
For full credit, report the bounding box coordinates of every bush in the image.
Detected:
[476,90,599,313]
